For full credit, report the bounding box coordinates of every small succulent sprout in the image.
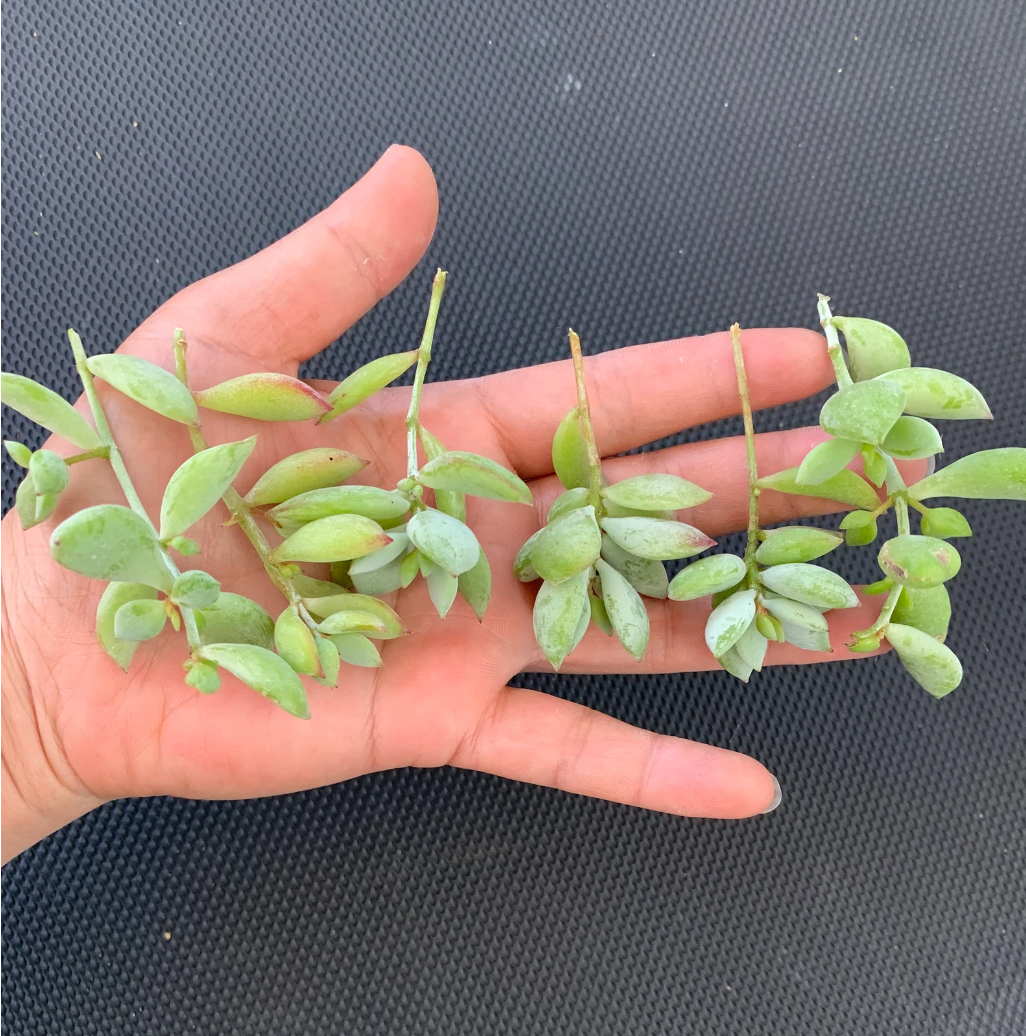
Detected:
[599,516,716,562]
[169,536,201,556]
[849,635,882,653]
[457,548,491,620]
[759,563,859,611]
[891,584,952,642]
[514,530,542,582]
[874,367,992,421]
[159,437,257,540]
[192,373,331,421]
[599,535,669,599]
[406,508,481,575]
[425,565,459,618]
[861,445,888,488]
[113,598,168,641]
[600,473,712,512]
[319,350,421,423]
[417,450,533,505]
[547,486,591,525]
[595,558,650,661]
[795,437,860,486]
[4,440,33,467]
[589,592,614,636]
[840,510,879,547]
[862,577,893,595]
[197,592,275,650]
[1,371,101,449]
[755,527,844,566]
[533,569,591,670]
[919,506,972,539]
[878,535,961,589]
[755,612,785,643]
[667,553,747,602]
[266,485,410,526]
[50,504,173,591]
[96,582,159,670]
[831,317,911,382]
[530,506,602,583]
[290,572,348,598]
[884,623,963,698]
[274,605,321,675]
[170,569,221,609]
[880,416,943,460]
[184,660,222,693]
[705,589,757,659]
[909,447,1026,501]
[552,407,591,490]
[417,424,467,522]
[819,378,906,446]
[27,449,70,495]
[756,466,881,511]
[330,633,383,668]
[313,637,341,687]
[243,448,367,506]
[303,593,407,639]
[86,354,199,425]
[270,514,391,563]
[198,643,310,718]
[348,533,411,576]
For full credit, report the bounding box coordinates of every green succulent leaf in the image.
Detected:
[891,585,952,642]
[878,535,961,589]
[417,425,466,522]
[761,596,830,634]
[193,373,331,421]
[909,448,1026,501]
[832,317,911,382]
[315,609,388,637]
[170,569,221,609]
[757,466,881,511]
[169,536,201,556]
[417,450,532,505]
[0,372,101,449]
[533,569,591,670]
[599,516,716,562]
[530,505,602,583]
[601,473,712,512]
[313,637,341,687]
[270,513,391,563]
[589,593,614,636]
[4,440,33,467]
[881,416,943,460]
[705,590,757,658]
[755,527,844,566]
[320,350,420,422]
[274,605,321,675]
[919,506,972,539]
[113,598,168,642]
[400,548,422,588]
[350,556,404,595]
[552,407,591,490]
[243,448,367,506]
[884,623,963,698]
[595,559,650,662]
[514,529,542,582]
[546,486,591,525]
[348,533,411,576]
[759,563,859,610]
[197,592,275,650]
[185,661,222,694]
[290,573,348,598]
[303,593,407,639]
[28,450,70,495]
[795,438,861,486]
[330,633,383,668]
[755,612,785,642]
[266,485,410,526]
[840,509,879,547]
[15,474,41,530]
[599,535,669,599]
[819,379,905,446]
[875,367,992,421]
[734,620,769,673]
[198,643,310,718]
[863,577,893,595]
[86,354,199,425]
[96,582,159,670]
[34,492,59,524]
[778,619,832,653]
[717,645,754,682]
[667,553,747,601]
[426,566,459,618]
[406,508,481,575]
[861,446,888,488]
[458,548,491,620]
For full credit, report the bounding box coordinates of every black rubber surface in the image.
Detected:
[3,2,1025,1033]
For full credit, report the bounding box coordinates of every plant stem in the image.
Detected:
[65,447,110,465]
[67,330,202,648]
[730,324,761,589]
[567,330,604,512]
[405,269,447,481]
[817,295,854,389]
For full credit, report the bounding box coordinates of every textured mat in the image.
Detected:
[3,2,1025,1034]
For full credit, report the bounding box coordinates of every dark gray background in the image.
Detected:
[3,1,1025,1033]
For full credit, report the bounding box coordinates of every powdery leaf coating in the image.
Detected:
[28,450,70,495]
[514,529,543,582]
[533,569,590,670]
[418,450,533,505]
[909,448,1026,502]
[920,507,972,539]
[757,466,881,511]
[881,416,944,460]
[840,509,879,547]
[274,605,321,675]
[884,623,963,698]
[0,372,101,449]
[667,553,747,602]
[426,566,459,618]
[595,559,650,661]
[552,407,591,491]
[761,596,830,633]
[530,506,602,583]
[198,592,275,651]
[601,473,712,512]
[320,350,420,422]
[170,570,220,609]
[755,527,844,567]
[599,535,669,599]
[733,620,769,673]
[267,486,410,526]
[876,367,992,421]
[406,509,481,575]
[194,373,331,421]
[348,533,411,575]
[86,354,198,425]
[50,504,172,591]
[717,645,754,683]
[330,633,383,668]
[704,589,757,658]
[350,557,404,595]
[303,593,406,640]
[891,585,952,642]
[877,535,961,589]
[778,620,832,653]
[795,438,860,486]
[417,424,466,522]
[600,516,716,562]
[832,317,911,382]
[96,582,159,670]
[113,598,167,642]
[759,563,859,610]
[243,448,367,506]
[819,379,905,446]
[546,487,591,525]
[458,548,491,620]
[198,643,310,718]
[270,514,391,563]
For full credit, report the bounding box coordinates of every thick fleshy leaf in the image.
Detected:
[350,557,404,595]
[320,350,420,421]
[705,590,757,658]
[568,594,593,655]
[15,475,40,530]
[881,416,943,460]
[891,585,951,642]
[778,620,832,653]
[50,505,172,591]
[920,506,972,539]
[1,372,101,448]
[5,440,33,467]
[185,661,221,694]
[717,645,754,682]
[832,317,911,382]
[290,573,348,598]
[426,567,459,618]
[197,592,275,650]
[418,450,532,505]
[759,563,859,610]
[159,437,256,540]
[315,610,389,637]
[547,487,591,525]
[711,580,746,609]
[86,354,198,425]
[551,407,591,491]
[96,582,159,670]
[533,570,591,669]
[417,425,465,522]
[876,367,992,420]
[667,554,747,602]
[600,516,715,561]
[313,637,341,687]
[28,450,70,495]
[348,533,411,575]
[589,593,614,636]
[400,548,421,587]
[861,446,888,488]
[599,535,669,599]
[170,570,220,609]
[733,620,769,673]
[884,623,963,697]
[514,529,542,582]
[909,448,1026,501]
[878,535,961,589]
[458,548,491,620]
[406,508,480,575]
[531,506,602,583]
[795,437,860,486]
[113,598,168,641]
[595,559,650,661]
[840,509,879,547]
[819,379,905,446]
[756,612,785,642]
[193,373,331,421]
[330,633,383,668]
[267,485,410,527]
[755,527,844,566]
[274,606,321,675]
[761,596,830,633]
[302,593,406,639]
[243,448,366,506]
[602,500,675,521]
[270,514,391,563]
[757,466,881,511]
[601,473,712,512]
[198,643,310,718]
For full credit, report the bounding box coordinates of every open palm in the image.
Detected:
[3,146,895,858]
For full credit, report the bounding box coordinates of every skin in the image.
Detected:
[1,145,918,863]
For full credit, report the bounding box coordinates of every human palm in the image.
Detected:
[2,146,894,857]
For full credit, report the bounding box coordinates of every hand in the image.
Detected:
[2,145,883,862]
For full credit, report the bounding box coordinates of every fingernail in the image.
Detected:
[760,776,782,814]
[924,454,937,477]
